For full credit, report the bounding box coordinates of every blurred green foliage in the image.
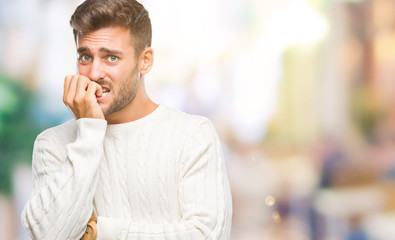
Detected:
[0,71,42,196]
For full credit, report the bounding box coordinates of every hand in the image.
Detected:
[80,213,98,240]
[63,74,104,120]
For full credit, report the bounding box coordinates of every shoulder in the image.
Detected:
[35,119,77,146]
[160,105,214,133]
[31,119,77,165]
[160,105,219,142]
[160,105,211,127]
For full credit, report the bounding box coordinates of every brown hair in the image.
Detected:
[70,0,152,57]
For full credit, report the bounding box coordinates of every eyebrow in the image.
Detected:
[77,47,90,54]
[99,47,123,56]
[77,47,123,56]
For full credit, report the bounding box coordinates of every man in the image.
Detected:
[21,0,232,239]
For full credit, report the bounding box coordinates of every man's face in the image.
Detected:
[77,26,140,116]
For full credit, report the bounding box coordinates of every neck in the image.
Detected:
[105,76,158,124]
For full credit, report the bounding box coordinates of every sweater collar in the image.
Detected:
[105,104,165,132]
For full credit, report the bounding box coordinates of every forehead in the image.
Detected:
[77,26,133,51]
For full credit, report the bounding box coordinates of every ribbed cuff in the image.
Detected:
[76,118,107,143]
[97,216,129,240]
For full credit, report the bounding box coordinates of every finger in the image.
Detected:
[63,75,76,106]
[75,75,90,99]
[77,75,91,90]
[63,75,70,103]
[95,83,103,98]
[86,81,102,99]
[67,74,79,102]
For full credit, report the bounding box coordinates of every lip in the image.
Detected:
[96,93,108,101]
[96,86,110,101]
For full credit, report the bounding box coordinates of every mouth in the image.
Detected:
[102,88,110,96]
[97,87,110,100]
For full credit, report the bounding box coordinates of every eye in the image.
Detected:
[79,54,91,63]
[107,55,118,63]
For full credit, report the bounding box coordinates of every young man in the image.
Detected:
[21,0,232,239]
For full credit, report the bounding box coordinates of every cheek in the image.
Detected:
[105,68,120,81]
[110,65,131,80]
[78,64,89,75]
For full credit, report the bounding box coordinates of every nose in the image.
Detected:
[88,60,105,81]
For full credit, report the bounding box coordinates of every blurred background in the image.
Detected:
[1,0,395,239]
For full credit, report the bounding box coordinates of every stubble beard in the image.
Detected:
[101,69,140,116]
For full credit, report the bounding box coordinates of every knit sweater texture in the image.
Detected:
[21,105,232,240]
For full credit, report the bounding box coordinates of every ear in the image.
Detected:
[139,47,154,75]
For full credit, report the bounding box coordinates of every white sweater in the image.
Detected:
[21,105,232,240]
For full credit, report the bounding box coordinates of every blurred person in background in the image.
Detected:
[20,0,232,239]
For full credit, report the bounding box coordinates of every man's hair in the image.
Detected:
[70,0,152,57]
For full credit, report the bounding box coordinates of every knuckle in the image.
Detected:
[73,96,82,104]
[64,97,73,105]
[83,95,91,102]
[79,75,90,82]
[72,75,79,82]
[89,81,97,88]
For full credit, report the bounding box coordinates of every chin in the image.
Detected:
[100,106,109,116]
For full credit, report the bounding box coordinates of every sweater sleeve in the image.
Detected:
[21,118,107,240]
[96,119,232,240]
